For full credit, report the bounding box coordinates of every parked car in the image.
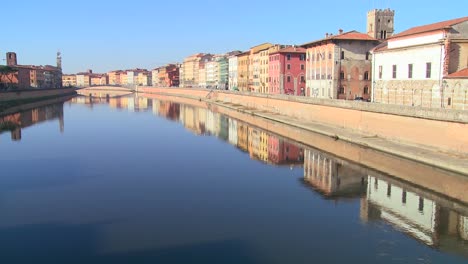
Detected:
[354,97,370,102]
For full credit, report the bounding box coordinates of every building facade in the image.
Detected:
[62,74,77,87]
[237,51,250,92]
[228,55,239,91]
[371,17,468,109]
[367,9,395,40]
[180,53,212,88]
[302,31,379,100]
[269,46,306,95]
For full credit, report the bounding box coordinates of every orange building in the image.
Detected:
[108,70,122,85]
[0,66,30,90]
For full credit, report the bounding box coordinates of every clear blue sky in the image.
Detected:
[2,0,466,74]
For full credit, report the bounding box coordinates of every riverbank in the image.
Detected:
[0,87,77,112]
[137,87,468,176]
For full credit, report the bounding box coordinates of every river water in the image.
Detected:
[0,93,467,263]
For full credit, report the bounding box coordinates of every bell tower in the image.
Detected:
[6,52,17,66]
[57,51,62,70]
[367,8,395,40]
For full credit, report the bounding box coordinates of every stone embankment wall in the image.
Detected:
[138,87,468,154]
[0,87,77,103]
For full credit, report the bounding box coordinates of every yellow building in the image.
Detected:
[237,52,250,92]
[248,43,273,92]
[137,71,151,86]
[62,74,77,87]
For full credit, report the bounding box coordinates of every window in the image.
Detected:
[365,52,370,60]
[340,71,345,80]
[402,191,407,204]
[300,54,306,61]
[287,54,291,60]
[339,86,345,94]
[301,64,305,70]
[387,184,392,197]
[426,62,432,78]
[364,71,369,80]
[300,76,305,83]
[287,76,291,82]
[418,197,424,212]
[329,53,332,60]
[392,65,397,79]
[340,51,344,60]
[287,64,291,70]
[378,65,383,79]
[408,64,413,79]
[364,86,369,94]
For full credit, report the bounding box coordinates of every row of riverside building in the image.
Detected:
[62,64,181,88]
[64,9,468,110]
[0,52,62,90]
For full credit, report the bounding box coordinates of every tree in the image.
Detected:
[0,66,18,90]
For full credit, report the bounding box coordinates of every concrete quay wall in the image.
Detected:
[0,87,77,103]
[138,87,468,154]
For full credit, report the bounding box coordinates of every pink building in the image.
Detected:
[268,135,304,165]
[268,46,307,95]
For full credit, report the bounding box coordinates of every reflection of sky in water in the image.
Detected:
[0,99,466,263]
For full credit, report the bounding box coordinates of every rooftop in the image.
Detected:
[446,68,468,78]
[391,17,468,39]
[301,30,378,47]
[270,46,306,55]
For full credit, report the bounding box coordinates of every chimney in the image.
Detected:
[87,69,93,74]
[326,33,329,38]
[338,29,343,35]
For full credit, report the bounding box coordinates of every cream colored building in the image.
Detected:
[180,53,213,87]
[62,74,77,87]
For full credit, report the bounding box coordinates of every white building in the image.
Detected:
[228,118,238,146]
[371,17,468,109]
[228,55,239,91]
[205,59,218,89]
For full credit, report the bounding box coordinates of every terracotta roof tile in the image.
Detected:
[391,17,468,38]
[270,46,306,55]
[301,30,378,47]
[446,68,468,78]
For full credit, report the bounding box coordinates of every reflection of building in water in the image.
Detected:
[361,176,468,255]
[248,127,261,160]
[268,136,304,165]
[259,131,269,162]
[206,111,220,136]
[228,119,238,146]
[155,101,180,121]
[303,149,367,198]
[0,103,65,141]
[135,97,149,111]
[218,116,229,141]
[178,105,208,135]
[237,122,249,152]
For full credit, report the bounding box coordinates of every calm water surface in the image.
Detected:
[0,94,467,263]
